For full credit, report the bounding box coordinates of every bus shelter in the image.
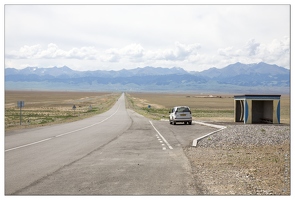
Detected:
[234,95,281,124]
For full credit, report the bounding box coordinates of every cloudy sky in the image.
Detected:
[4,4,290,72]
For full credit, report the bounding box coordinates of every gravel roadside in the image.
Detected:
[184,123,290,195]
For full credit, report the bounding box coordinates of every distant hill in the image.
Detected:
[196,62,289,87]
[5,62,290,94]
[197,62,289,78]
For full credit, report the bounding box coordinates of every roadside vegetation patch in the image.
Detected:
[5,91,120,130]
[125,93,234,121]
[126,92,289,124]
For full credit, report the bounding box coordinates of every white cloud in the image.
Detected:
[217,46,235,57]
[18,44,42,59]
[7,43,100,60]
[120,44,144,57]
[146,42,201,62]
[99,43,144,63]
[66,46,98,60]
[5,36,290,72]
[256,37,290,67]
[217,37,290,69]
[245,39,260,56]
[100,48,120,62]
[4,5,290,71]
[37,43,63,58]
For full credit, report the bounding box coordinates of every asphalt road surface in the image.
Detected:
[5,93,216,195]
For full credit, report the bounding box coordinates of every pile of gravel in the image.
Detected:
[197,124,290,148]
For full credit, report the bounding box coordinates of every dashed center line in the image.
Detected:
[156,135,165,150]
[149,120,173,150]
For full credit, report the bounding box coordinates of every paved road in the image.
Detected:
[5,93,216,195]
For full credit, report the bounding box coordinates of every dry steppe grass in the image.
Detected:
[126,92,290,124]
[5,91,120,130]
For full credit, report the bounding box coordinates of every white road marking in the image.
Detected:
[5,138,52,152]
[5,103,121,152]
[149,121,173,150]
[192,121,227,147]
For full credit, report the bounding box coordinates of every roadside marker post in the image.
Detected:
[17,101,25,125]
[73,105,76,115]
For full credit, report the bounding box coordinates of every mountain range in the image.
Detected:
[5,62,290,94]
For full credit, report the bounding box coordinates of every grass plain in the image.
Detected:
[5,91,120,130]
[126,92,290,124]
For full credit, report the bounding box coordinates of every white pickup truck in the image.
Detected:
[169,106,192,125]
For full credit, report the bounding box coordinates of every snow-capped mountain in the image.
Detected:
[5,62,290,93]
